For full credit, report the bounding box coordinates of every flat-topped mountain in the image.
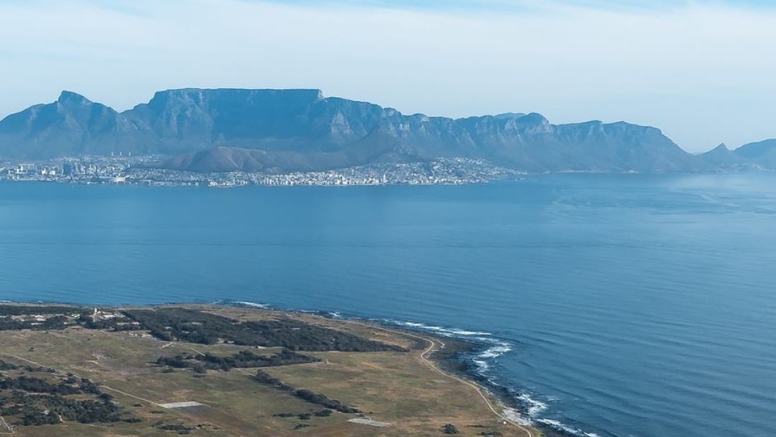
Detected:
[0,88,769,173]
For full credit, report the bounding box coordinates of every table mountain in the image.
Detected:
[0,88,715,173]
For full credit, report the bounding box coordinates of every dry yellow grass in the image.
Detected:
[0,306,538,437]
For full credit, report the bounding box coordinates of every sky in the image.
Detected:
[1,0,775,152]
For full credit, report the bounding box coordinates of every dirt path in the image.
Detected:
[0,352,253,437]
[338,320,537,437]
[1,325,537,437]
[0,352,46,369]
[413,333,536,437]
[100,385,162,407]
[0,416,13,435]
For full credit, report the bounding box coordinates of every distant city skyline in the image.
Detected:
[1,0,775,152]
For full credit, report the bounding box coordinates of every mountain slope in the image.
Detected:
[0,88,714,173]
[0,91,131,157]
[159,136,425,174]
[699,143,753,169]
[733,139,776,169]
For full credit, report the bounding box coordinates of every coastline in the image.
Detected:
[0,299,579,437]
[376,320,576,437]
[233,302,592,437]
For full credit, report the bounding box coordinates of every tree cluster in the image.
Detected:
[0,315,69,332]
[0,376,81,395]
[155,422,196,434]
[0,374,132,426]
[275,409,332,419]
[253,370,360,414]
[0,305,79,316]
[0,360,19,371]
[125,308,405,352]
[157,349,320,372]
[443,424,460,434]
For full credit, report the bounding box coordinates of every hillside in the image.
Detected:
[0,88,739,173]
[734,139,776,169]
[0,304,534,437]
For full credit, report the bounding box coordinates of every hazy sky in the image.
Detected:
[1,0,775,152]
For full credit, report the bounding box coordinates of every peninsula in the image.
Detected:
[0,304,540,437]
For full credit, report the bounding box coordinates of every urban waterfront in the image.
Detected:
[0,156,524,187]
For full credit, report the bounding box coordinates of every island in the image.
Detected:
[0,303,540,437]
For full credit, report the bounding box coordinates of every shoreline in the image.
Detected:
[379,321,578,437]
[1,299,586,437]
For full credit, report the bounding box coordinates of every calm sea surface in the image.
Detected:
[1,174,775,437]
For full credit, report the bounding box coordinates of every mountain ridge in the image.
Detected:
[0,88,773,173]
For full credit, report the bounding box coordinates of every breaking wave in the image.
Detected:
[538,419,602,437]
[382,318,602,437]
[231,300,271,309]
[392,321,493,337]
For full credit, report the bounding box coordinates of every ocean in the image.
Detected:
[1,173,774,437]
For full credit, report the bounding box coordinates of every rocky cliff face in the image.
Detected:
[0,88,726,173]
[0,91,129,157]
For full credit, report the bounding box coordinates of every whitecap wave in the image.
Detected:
[232,301,270,309]
[517,393,548,417]
[470,342,512,376]
[385,319,513,374]
[391,320,493,337]
[502,407,533,426]
[478,343,512,359]
[509,390,602,437]
[538,419,601,437]
[472,359,489,371]
[376,318,602,437]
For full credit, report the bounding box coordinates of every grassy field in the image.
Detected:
[0,305,537,437]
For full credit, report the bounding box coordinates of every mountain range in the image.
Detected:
[0,88,773,174]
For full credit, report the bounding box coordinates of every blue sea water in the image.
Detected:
[1,174,775,437]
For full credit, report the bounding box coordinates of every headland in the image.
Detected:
[0,303,541,437]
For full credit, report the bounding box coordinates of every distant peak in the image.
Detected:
[154,88,323,97]
[494,112,527,120]
[146,88,325,108]
[516,112,549,125]
[57,90,92,105]
[700,143,732,157]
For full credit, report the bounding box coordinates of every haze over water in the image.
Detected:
[1,174,775,437]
